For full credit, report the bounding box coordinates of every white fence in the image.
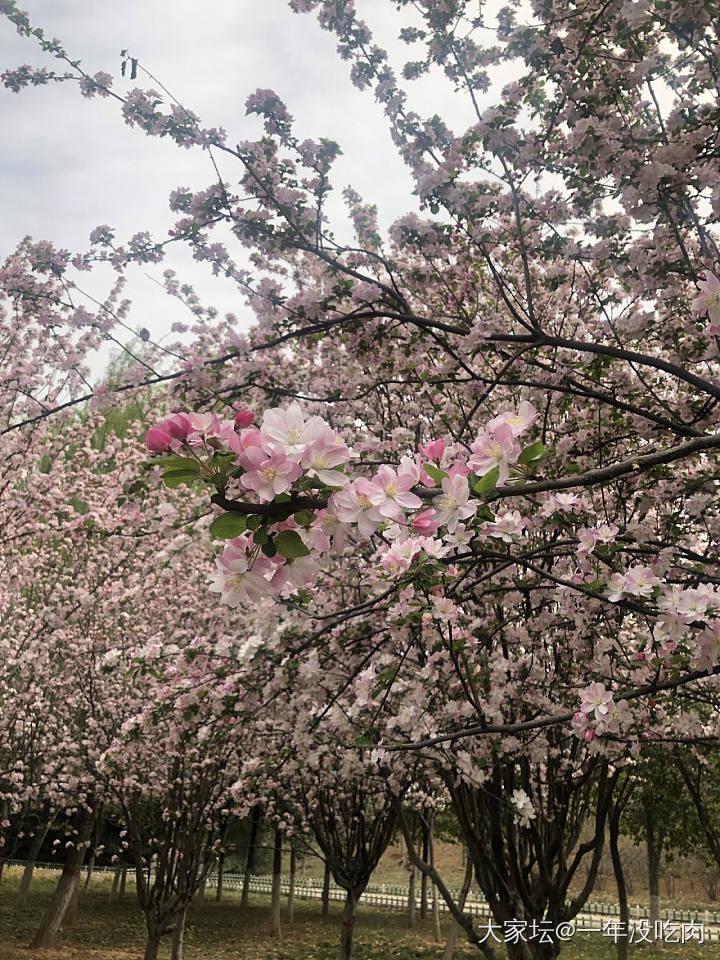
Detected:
[8,860,720,942]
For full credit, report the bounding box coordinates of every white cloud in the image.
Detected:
[0,0,499,375]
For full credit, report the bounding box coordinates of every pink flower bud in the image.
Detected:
[583,729,596,743]
[145,426,172,452]
[419,438,445,462]
[412,509,439,536]
[164,413,191,440]
[234,408,254,429]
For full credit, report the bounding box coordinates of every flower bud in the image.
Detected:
[145,426,172,452]
[412,509,439,536]
[234,408,254,429]
[419,438,445,462]
[164,412,191,440]
[583,729,596,743]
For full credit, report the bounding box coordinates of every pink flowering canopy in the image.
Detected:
[4,0,720,956]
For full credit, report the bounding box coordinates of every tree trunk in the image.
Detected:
[408,864,416,927]
[119,864,128,900]
[429,818,441,942]
[143,919,163,960]
[339,889,357,960]
[215,852,224,903]
[84,849,96,890]
[610,792,630,960]
[84,812,103,890]
[322,859,331,918]
[240,805,261,909]
[288,845,297,922]
[443,852,473,960]
[193,876,206,902]
[646,808,664,940]
[30,810,94,948]
[171,904,188,960]
[109,864,121,902]
[420,818,429,920]
[15,821,51,909]
[271,827,282,938]
[66,877,80,927]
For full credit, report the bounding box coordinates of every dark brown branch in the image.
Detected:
[386,664,720,751]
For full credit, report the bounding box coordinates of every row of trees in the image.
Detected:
[2,0,720,958]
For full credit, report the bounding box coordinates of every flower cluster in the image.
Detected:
[573,683,632,741]
[145,400,541,604]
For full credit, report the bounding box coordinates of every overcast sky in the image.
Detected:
[0,1,490,373]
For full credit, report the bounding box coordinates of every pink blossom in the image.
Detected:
[354,664,377,707]
[373,465,422,519]
[432,475,477,533]
[693,621,720,672]
[488,401,539,438]
[331,479,384,536]
[416,536,448,559]
[381,539,418,576]
[577,523,619,554]
[623,565,661,598]
[316,509,349,553]
[692,270,720,334]
[482,510,526,542]
[468,421,520,483]
[606,565,661,602]
[208,551,274,606]
[431,596,458,622]
[240,447,302,501]
[676,588,710,622]
[187,412,242,453]
[234,428,265,469]
[572,710,589,736]
[301,435,351,487]
[261,402,327,456]
[597,699,631,735]
[271,554,319,592]
[579,682,614,718]
[540,492,589,517]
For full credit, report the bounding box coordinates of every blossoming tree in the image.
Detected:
[3,0,720,957]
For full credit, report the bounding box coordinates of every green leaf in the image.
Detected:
[472,465,500,495]
[151,455,200,472]
[423,463,448,485]
[261,539,277,557]
[377,667,398,684]
[294,509,316,527]
[517,441,548,466]
[246,515,263,531]
[162,468,201,489]
[475,503,495,523]
[275,530,310,559]
[253,526,269,545]
[209,512,247,539]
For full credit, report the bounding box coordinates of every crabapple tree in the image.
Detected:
[3,1,720,957]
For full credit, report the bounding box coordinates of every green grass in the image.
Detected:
[0,867,715,959]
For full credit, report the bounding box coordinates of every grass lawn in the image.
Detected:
[0,868,714,960]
